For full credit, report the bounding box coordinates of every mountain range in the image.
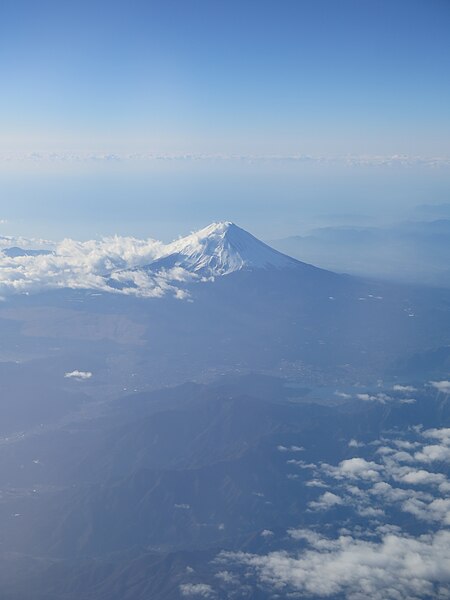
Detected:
[272,219,450,287]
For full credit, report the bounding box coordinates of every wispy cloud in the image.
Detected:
[179,583,215,597]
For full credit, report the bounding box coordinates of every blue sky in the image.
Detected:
[0,0,449,239]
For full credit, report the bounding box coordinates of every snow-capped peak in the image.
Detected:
[152,221,300,276]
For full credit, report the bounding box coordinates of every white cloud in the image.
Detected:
[369,481,419,503]
[335,391,352,399]
[396,468,447,487]
[179,583,215,597]
[414,445,450,463]
[322,458,383,481]
[261,529,274,537]
[0,234,199,299]
[0,234,54,251]
[429,381,450,394]
[287,459,316,469]
[391,450,415,463]
[303,427,450,527]
[64,370,92,380]
[214,570,239,585]
[402,497,450,525]
[356,392,393,404]
[392,440,420,450]
[423,428,450,445]
[393,384,417,392]
[309,491,343,510]
[348,439,364,448]
[306,479,328,488]
[278,444,304,452]
[221,530,450,599]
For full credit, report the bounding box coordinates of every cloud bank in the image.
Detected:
[0,234,196,299]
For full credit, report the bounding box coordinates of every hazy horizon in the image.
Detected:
[1,0,450,241]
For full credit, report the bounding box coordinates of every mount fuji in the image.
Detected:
[145,221,304,276]
[106,221,332,296]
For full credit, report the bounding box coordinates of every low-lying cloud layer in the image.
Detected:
[222,529,450,600]
[0,234,195,299]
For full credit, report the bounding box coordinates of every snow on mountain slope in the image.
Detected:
[145,222,302,276]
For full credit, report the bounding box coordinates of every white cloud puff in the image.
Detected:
[429,381,450,394]
[414,445,450,463]
[309,491,343,510]
[322,458,383,481]
[261,529,274,537]
[64,370,92,380]
[395,468,447,487]
[423,428,450,445]
[348,439,364,448]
